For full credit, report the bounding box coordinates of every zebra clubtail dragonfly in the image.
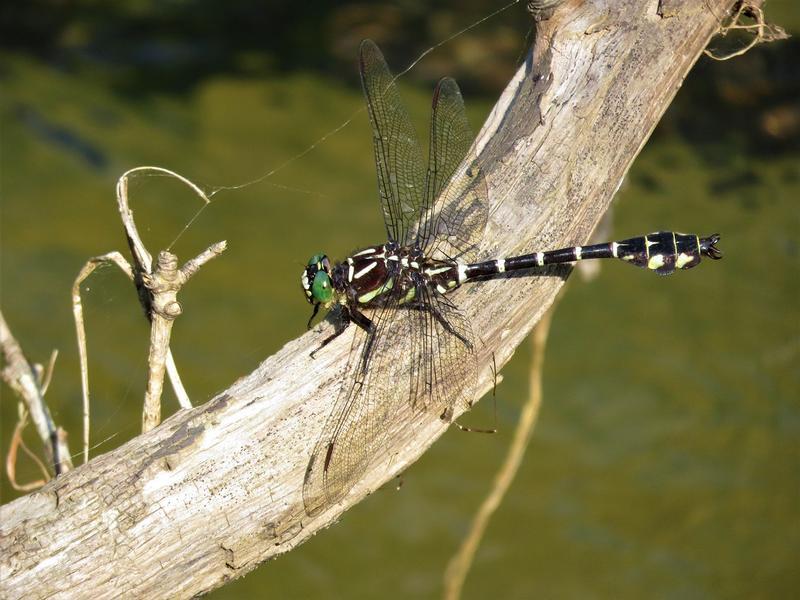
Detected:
[300,40,723,516]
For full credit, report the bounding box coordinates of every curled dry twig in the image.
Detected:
[72,166,226,459]
[704,2,789,61]
[73,251,135,464]
[6,404,52,492]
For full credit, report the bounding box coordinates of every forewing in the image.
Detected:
[416,77,473,247]
[359,39,427,245]
[409,77,488,263]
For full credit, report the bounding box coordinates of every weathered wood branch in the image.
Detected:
[115,166,215,415]
[140,244,227,433]
[0,311,72,476]
[0,1,758,597]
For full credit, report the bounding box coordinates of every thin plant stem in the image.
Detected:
[443,308,555,600]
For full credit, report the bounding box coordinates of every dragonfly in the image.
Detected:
[300,39,723,516]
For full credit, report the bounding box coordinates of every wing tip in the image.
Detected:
[359,38,382,68]
[432,77,463,109]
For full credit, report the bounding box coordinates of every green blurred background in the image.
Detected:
[1,2,798,598]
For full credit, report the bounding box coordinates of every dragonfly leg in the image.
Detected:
[349,306,378,374]
[402,297,472,348]
[310,306,352,358]
[429,303,472,349]
[306,303,321,330]
[348,305,374,333]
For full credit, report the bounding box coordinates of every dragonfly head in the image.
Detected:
[302,254,334,307]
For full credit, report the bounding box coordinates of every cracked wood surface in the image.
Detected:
[0,1,747,597]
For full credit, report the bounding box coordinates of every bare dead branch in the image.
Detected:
[180,241,228,281]
[71,250,200,461]
[141,244,226,433]
[115,166,214,410]
[39,350,58,396]
[0,310,72,476]
[114,166,212,273]
[71,174,224,451]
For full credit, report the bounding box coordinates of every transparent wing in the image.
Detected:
[302,286,477,516]
[426,168,489,264]
[359,39,427,245]
[411,286,477,418]
[413,77,488,263]
[302,294,407,516]
[416,78,473,247]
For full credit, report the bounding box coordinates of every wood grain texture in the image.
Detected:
[0,1,747,597]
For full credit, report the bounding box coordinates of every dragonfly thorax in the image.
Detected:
[303,243,464,314]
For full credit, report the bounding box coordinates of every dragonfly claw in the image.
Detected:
[700,234,723,260]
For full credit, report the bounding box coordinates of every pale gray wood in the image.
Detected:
[0,311,72,475]
[0,2,749,597]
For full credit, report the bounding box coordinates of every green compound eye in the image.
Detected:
[308,254,324,267]
[311,271,333,304]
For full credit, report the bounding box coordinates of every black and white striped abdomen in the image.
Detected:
[458,231,721,282]
[613,231,703,275]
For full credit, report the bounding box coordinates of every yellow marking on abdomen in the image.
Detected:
[648,254,665,270]
[676,253,693,269]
